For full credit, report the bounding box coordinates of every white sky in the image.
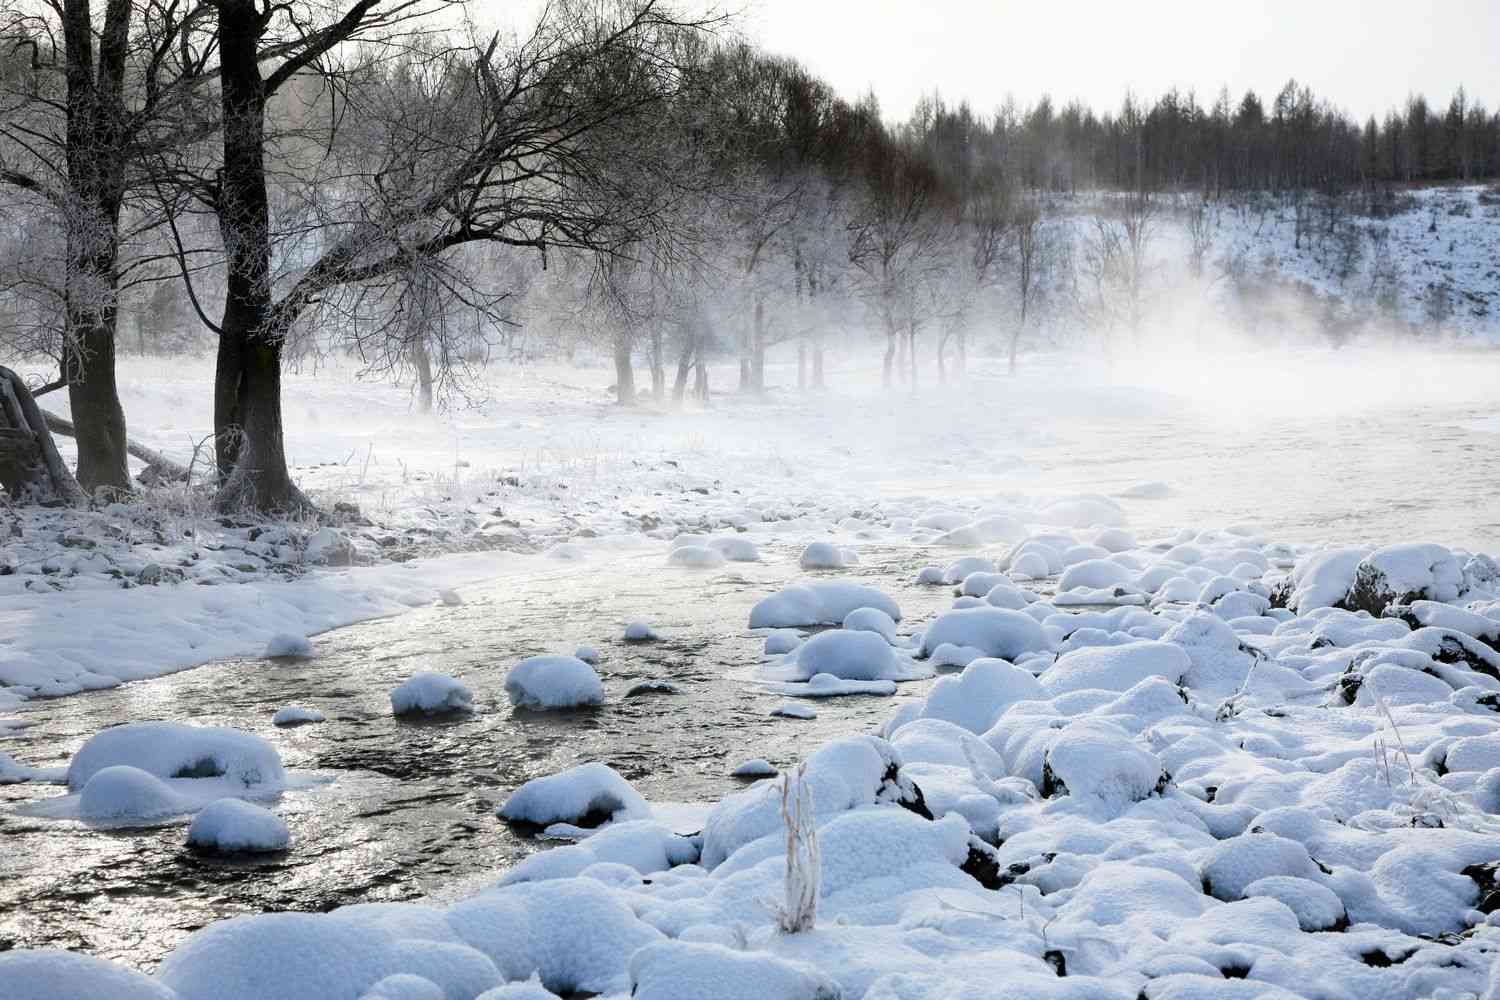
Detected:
[475,0,1499,124]
[741,0,1500,123]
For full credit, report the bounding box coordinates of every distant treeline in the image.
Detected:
[892,82,1500,195]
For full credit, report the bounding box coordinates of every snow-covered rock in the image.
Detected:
[504,656,604,710]
[919,606,1050,661]
[68,722,284,792]
[497,762,649,827]
[271,706,326,726]
[749,582,901,628]
[668,545,726,568]
[187,799,291,853]
[264,633,314,658]
[0,950,177,1000]
[391,672,475,716]
[623,620,661,641]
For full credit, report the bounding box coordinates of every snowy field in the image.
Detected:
[5,346,1500,998]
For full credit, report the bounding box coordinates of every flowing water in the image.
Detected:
[0,546,952,970]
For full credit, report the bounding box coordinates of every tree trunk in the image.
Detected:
[750,297,766,393]
[0,366,87,506]
[650,328,665,404]
[613,335,636,406]
[412,337,434,413]
[672,339,694,405]
[64,323,131,493]
[895,329,908,383]
[882,316,896,389]
[693,358,708,403]
[813,342,825,389]
[936,334,947,384]
[955,330,966,380]
[212,0,303,512]
[59,0,133,495]
[907,328,917,392]
[797,341,806,391]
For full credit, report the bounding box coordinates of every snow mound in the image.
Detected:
[629,941,837,1000]
[763,629,803,655]
[187,798,290,853]
[1200,834,1321,901]
[731,758,777,778]
[574,645,601,663]
[1243,876,1347,931]
[391,672,475,716]
[79,765,189,823]
[1343,542,1464,614]
[1289,547,1368,613]
[799,541,856,569]
[624,620,661,641]
[272,706,325,726]
[361,974,446,1000]
[785,630,903,682]
[474,976,557,999]
[707,536,760,562]
[68,722,284,791]
[842,606,898,641]
[437,589,464,607]
[1037,494,1126,528]
[0,950,178,1000]
[505,655,604,710]
[749,582,901,628]
[699,734,923,868]
[668,545,726,569]
[1039,640,1191,696]
[264,633,314,658]
[919,606,1049,661]
[1043,720,1165,804]
[498,762,649,827]
[771,702,817,719]
[1058,559,1136,592]
[921,657,1045,734]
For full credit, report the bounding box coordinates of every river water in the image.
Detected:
[0,545,954,970]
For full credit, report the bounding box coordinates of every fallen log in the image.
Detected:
[0,366,87,505]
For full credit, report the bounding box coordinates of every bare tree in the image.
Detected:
[1011,199,1040,374]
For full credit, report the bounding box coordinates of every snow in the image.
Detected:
[0,950,178,1000]
[731,758,777,778]
[843,606,898,641]
[667,544,726,568]
[186,799,291,853]
[763,629,803,655]
[799,541,858,570]
[497,762,650,827]
[504,655,605,709]
[78,765,190,823]
[771,702,818,719]
[749,581,902,628]
[629,940,837,1000]
[1058,558,1137,592]
[778,629,911,682]
[67,722,284,791]
[919,606,1050,661]
[623,620,661,641]
[272,706,326,726]
[1039,640,1192,696]
[390,672,475,715]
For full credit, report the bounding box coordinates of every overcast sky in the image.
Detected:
[740,0,1500,123]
